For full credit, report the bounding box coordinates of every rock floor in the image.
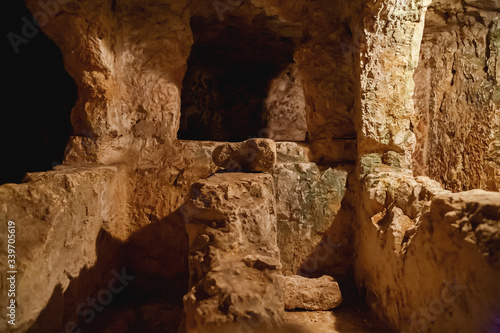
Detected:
[284,305,390,333]
[82,299,391,333]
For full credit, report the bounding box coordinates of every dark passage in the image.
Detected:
[178,16,297,142]
[2,1,77,184]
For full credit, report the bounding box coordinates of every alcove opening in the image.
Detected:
[2,1,76,184]
[178,16,300,142]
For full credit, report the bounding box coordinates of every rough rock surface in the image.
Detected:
[273,163,351,276]
[3,0,499,332]
[358,0,431,169]
[275,142,311,164]
[182,173,284,333]
[0,166,128,332]
[265,64,307,141]
[355,165,500,333]
[212,139,277,173]
[291,0,362,143]
[283,275,342,311]
[413,0,500,191]
[23,0,193,165]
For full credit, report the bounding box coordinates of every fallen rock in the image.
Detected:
[283,275,342,310]
[212,138,276,173]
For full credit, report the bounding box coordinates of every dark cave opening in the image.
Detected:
[178,16,299,142]
[2,1,76,185]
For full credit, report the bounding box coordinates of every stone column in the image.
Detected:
[357,0,432,170]
[24,0,193,164]
[181,172,284,333]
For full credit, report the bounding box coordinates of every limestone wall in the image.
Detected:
[2,0,499,332]
[0,166,127,331]
[413,0,500,191]
[355,165,500,332]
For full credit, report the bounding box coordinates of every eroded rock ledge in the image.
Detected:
[356,165,500,333]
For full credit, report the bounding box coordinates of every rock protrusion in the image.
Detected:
[182,173,284,333]
[283,275,342,311]
[212,138,277,173]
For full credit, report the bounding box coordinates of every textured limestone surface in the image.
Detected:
[5,0,500,332]
[21,0,360,165]
[212,139,277,173]
[275,142,311,164]
[355,165,500,333]
[291,0,362,143]
[265,64,307,141]
[0,166,127,332]
[283,275,342,311]
[413,0,500,191]
[273,163,351,276]
[23,0,193,165]
[182,173,284,333]
[357,0,431,168]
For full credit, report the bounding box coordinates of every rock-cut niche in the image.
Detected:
[178,16,306,142]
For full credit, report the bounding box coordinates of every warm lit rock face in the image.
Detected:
[352,1,500,332]
[265,64,308,141]
[0,166,128,331]
[291,0,362,144]
[2,0,500,332]
[182,173,284,333]
[283,275,342,311]
[355,165,500,332]
[413,0,500,191]
[357,0,431,169]
[23,0,193,165]
[212,139,277,173]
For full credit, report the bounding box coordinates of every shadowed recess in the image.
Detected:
[178,16,299,142]
[2,1,76,184]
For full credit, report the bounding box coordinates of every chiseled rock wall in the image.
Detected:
[413,0,500,191]
[24,0,193,165]
[291,0,361,143]
[0,166,128,332]
[354,1,500,332]
[265,64,307,142]
[0,141,220,333]
[22,0,360,165]
[355,165,500,332]
[273,163,350,277]
[182,173,284,333]
[357,0,432,169]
